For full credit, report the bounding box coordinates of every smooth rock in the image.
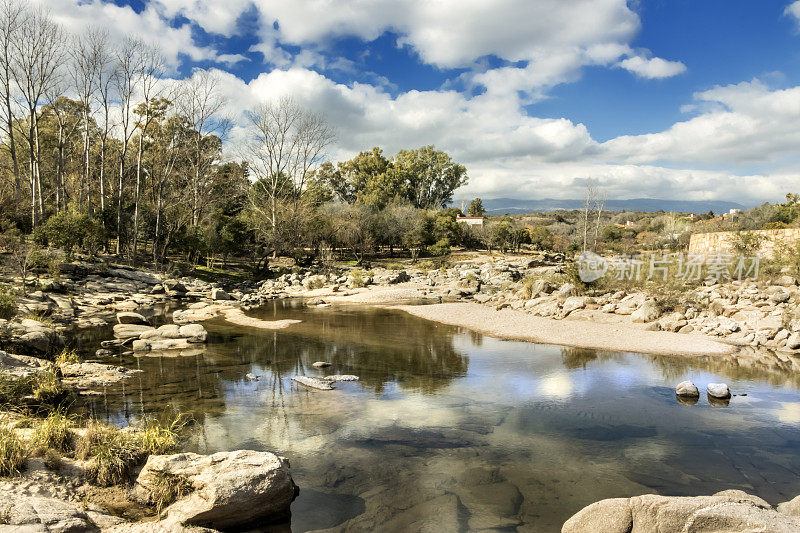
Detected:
[675,380,699,397]
[312,361,332,368]
[707,383,731,399]
[787,332,800,350]
[0,495,99,532]
[631,299,660,323]
[112,324,155,340]
[211,288,233,301]
[179,324,208,343]
[132,450,296,530]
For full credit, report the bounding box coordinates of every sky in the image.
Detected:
[33,0,800,205]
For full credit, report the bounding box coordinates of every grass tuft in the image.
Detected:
[150,471,194,514]
[54,350,80,365]
[76,422,144,487]
[0,423,26,477]
[33,409,73,452]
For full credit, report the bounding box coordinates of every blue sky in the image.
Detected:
[38,0,800,204]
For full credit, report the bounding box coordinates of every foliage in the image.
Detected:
[55,350,80,365]
[0,424,26,477]
[32,211,106,259]
[428,238,451,257]
[0,285,17,320]
[467,198,485,217]
[731,231,765,255]
[349,268,367,288]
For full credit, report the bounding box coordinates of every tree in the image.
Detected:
[467,198,485,217]
[393,145,468,209]
[12,5,64,227]
[245,97,334,259]
[0,0,24,208]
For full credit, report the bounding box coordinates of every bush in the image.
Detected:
[32,368,71,408]
[428,238,451,257]
[33,211,106,260]
[55,350,80,365]
[0,424,26,477]
[349,269,366,288]
[0,286,16,319]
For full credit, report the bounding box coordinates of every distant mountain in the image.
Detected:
[466,197,747,215]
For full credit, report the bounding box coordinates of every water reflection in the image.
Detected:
[73,302,800,532]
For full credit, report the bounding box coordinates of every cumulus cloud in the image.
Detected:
[785,1,800,28]
[617,55,687,79]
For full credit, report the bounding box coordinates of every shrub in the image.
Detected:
[33,410,73,452]
[55,350,80,365]
[32,368,71,408]
[76,422,144,487]
[349,269,366,288]
[0,424,26,477]
[33,211,106,260]
[0,285,16,319]
[428,238,451,257]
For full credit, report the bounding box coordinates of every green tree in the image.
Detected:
[467,198,485,217]
[393,146,468,209]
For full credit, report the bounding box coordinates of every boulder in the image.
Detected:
[116,312,149,325]
[132,450,297,530]
[0,494,99,532]
[631,299,660,323]
[210,288,233,301]
[164,280,187,294]
[675,380,699,397]
[707,382,731,399]
[312,361,332,368]
[775,275,797,287]
[530,279,555,297]
[140,324,182,340]
[562,490,800,533]
[778,495,800,517]
[388,270,411,284]
[179,324,208,343]
[561,296,587,315]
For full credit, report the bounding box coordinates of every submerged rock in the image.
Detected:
[116,311,149,325]
[562,490,800,533]
[132,450,297,530]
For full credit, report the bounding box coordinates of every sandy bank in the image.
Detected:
[222,308,302,329]
[315,283,435,304]
[389,302,737,357]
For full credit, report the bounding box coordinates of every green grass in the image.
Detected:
[138,411,190,456]
[0,424,26,477]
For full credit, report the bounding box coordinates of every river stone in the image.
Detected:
[561,296,587,315]
[112,324,155,339]
[776,275,797,287]
[0,494,98,532]
[556,283,577,299]
[707,383,731,399]
[292,376,333,390]
[312,361,332,368]
[211,288,233,301]
[116,312,149,325]
[179,324,207,343]
[139,324,182,340]
[132,450,297,530]
[675,380,699,397]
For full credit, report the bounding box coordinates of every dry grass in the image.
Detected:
[32,410,73,452]
[76,422,144,487]
[0,423,26,477]
[149,471,194,514]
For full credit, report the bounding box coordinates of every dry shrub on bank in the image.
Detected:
[33,410,73,452]
[76,422,144,487]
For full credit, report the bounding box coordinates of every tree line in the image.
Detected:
[0,1,492,273]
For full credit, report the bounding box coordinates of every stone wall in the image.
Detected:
[689,228,800,258]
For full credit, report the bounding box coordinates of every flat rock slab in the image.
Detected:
[0,495,99,532]
[292,375,359,390]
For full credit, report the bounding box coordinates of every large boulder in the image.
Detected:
[562,490,800,533]
[3,320,65,356]
[132,450,297,530]
[210,288,233,301]
[0,494,99,532]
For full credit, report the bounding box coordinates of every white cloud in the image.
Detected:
[151,0,253,37]
[33,0,224,70]
[618,55,687,79]
[785,1,800,28]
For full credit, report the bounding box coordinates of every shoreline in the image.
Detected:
[386,302,737,357]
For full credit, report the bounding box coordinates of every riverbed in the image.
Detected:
[75,300,800,532]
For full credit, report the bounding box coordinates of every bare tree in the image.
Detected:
[94,30,116,215]
[131,44,165,264]
[70,28,104,212]
[246,97,335,255]
[11,5,64,227]
[174,69,231,226]
[593,190,607,249]
[582,179,597,253]
[113,37,143,255]
[0,0,25,207]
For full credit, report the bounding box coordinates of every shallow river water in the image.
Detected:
[75,300,800,532]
